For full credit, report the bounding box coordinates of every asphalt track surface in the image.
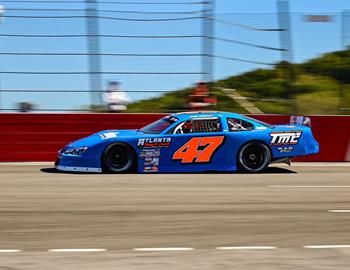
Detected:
[0,163,350,269]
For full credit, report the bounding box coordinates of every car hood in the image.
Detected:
[66,129,140,148]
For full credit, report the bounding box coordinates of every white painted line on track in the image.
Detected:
[328,210,350,213]
[286,162,350,167]
[0,249,22,253]
[0,162,52,166]
[48,249,107,252]
[304,245,350,249]
[133,248,194,252]
[292,164,350,167]
[269,185,350,188]
[216,246,277,250]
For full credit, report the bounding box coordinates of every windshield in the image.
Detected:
[140,116,178,134]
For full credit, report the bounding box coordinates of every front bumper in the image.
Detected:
[55,153,102,173]
[55,164,102,173]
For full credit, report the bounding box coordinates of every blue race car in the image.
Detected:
[55,111,319,173]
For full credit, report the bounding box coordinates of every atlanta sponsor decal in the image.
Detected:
[137,137,171,148]
[270,131,302,145]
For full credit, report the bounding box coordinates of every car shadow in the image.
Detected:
[40,168,101,174]
[40,168,59,174]
[186,166,296,174]
[247,166,296,174]
[41,166,296,175]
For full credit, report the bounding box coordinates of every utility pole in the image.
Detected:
[86,0,102,107]
[201,0,215,82]
[341,10,350,49]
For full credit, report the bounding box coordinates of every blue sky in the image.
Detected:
[0,0,349,110]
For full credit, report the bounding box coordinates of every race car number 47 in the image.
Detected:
[172,136,224,163]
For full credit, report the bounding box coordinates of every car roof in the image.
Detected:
[170,111,243,121]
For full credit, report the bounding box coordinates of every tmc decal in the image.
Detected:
[270,131,302,145]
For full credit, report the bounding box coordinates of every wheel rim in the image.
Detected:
[240,143,269,172]
[106,145,130,170]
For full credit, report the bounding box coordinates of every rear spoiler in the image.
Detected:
[290,116,311,127]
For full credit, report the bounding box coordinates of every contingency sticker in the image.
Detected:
[278,146,294,153]
[270,131,302,145]
[140,149,161,172]
[137,138,171,148]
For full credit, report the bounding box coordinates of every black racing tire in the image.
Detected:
[237,142,271,173]
[102,143,136,173]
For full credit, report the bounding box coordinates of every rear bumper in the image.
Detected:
[304,140,320,156]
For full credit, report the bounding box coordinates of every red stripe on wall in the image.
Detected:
[0,113,349,162]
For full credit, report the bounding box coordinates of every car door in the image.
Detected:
[162,117,229,172]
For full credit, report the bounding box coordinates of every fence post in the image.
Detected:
[342,10,350,49]
[0,5,4,110]
[277,0,296,112]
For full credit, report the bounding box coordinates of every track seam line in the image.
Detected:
[48,249,107,252]
[215,246,277,250]
[268,185,350,188]
[133,247,194,251]
[304,245,350,249]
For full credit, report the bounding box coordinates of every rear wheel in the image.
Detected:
[238,142,270,173]
[102,143,136,173]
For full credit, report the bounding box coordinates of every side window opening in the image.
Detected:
[173,118,221,134]
[227,118,254,132]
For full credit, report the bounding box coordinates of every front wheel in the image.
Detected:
[102,143,136,173]
[238,142,271,173]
